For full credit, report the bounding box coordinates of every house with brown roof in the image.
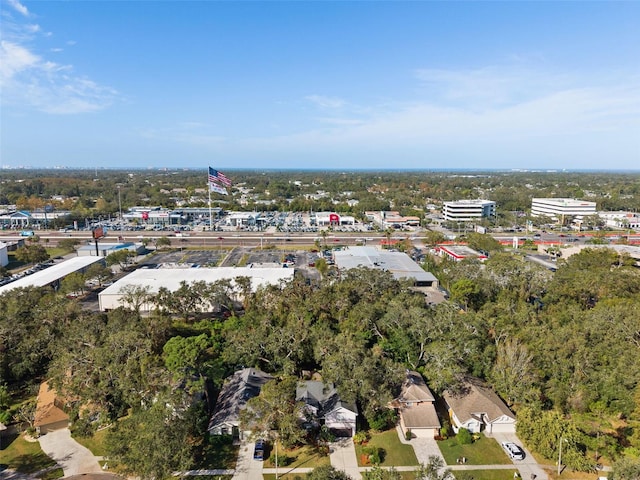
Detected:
[34,381,70,434]
[390,371,440,438]
[442,377,516,434]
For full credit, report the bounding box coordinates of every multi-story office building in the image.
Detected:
[442,200,496,222]
[531,198,596,223]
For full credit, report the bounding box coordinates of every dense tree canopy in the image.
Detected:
[1,240,640,474]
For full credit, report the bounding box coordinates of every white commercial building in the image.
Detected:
[531,198,596,223]
[0,256,104,295]
[364,211,421,229]
[598,211,640,231]
[0,242,8,267]
[98,267,295,311]
[315,212,355,226]
[442,200,496,222]
[334,246,438,287]
[225,212,263,227]
[436,245,488,262]
[76,242,145,257]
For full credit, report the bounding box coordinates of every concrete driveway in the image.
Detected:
[38,428,102,477]
[330,437,361,479]
[489,431,548,480]
[232,437,264,480]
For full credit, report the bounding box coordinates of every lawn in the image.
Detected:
[452,470,520,480]
[46,247,71,258]
[200,436,240,470]
[546,470,607,480]
[38,467,65,479]
[263,444,331,471]
[437,434,511,465]
[355,429,419,467]
[73,428,109,457]
[0,433,58,474]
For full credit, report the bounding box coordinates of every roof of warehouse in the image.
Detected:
[0,256,104,295]
[99,266,295,295]
[334,246,437,283]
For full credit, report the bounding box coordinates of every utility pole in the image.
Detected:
[557,437,566,475]
[117,185,122,226]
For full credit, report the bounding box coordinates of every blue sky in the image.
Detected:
[1,0,639,170]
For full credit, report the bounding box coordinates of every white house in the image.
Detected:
[296,381,358,437]
[443,377,516,434]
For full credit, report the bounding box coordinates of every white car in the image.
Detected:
[501,441,525,460]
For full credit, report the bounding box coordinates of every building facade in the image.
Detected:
[531,198,596,223]
[442,200,496,223]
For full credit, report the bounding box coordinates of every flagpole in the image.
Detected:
[208,182,213,232]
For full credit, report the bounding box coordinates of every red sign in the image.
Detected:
[329,213,340,225]
[92,226,106,240]
[142,211,149,220]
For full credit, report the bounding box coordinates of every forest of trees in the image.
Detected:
[1,244,640,477]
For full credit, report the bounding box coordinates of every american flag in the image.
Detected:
[208,167,232,187]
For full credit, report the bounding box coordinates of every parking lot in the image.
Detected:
[140,250,227,268]
[139,247,322,272]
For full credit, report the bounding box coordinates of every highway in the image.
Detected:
[1,229,634,249]
[0,230,389,249]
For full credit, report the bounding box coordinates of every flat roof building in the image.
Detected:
[334,246,438,287]
[436,245,488,262]
[0,256,104,295]
[598,211,640,231]
[315,212,355,226]
[98,266,295,311]
[365,211,421,229]
[531,198,596,223]
[0,242,7,267]
[442,200,496,223]
[76,242,145,257]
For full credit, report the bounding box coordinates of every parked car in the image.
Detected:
[253,439,265,461]
[501,441,525,460]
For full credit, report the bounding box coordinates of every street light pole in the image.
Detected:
[557,437,567,475]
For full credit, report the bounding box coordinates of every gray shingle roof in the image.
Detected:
[208,368,273,431]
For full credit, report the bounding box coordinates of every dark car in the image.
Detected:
[253,439,265,461]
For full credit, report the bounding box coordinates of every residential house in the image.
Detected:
[390,371,441,438]
[443,377,516,434]
[208,368,273,437]
[34,381,70,434]
[296,381,357,437]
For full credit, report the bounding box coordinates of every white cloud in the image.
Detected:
[305,94,345,109]
[0,6,119,115]
[0,41,38,80]
[7,0,29,16]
